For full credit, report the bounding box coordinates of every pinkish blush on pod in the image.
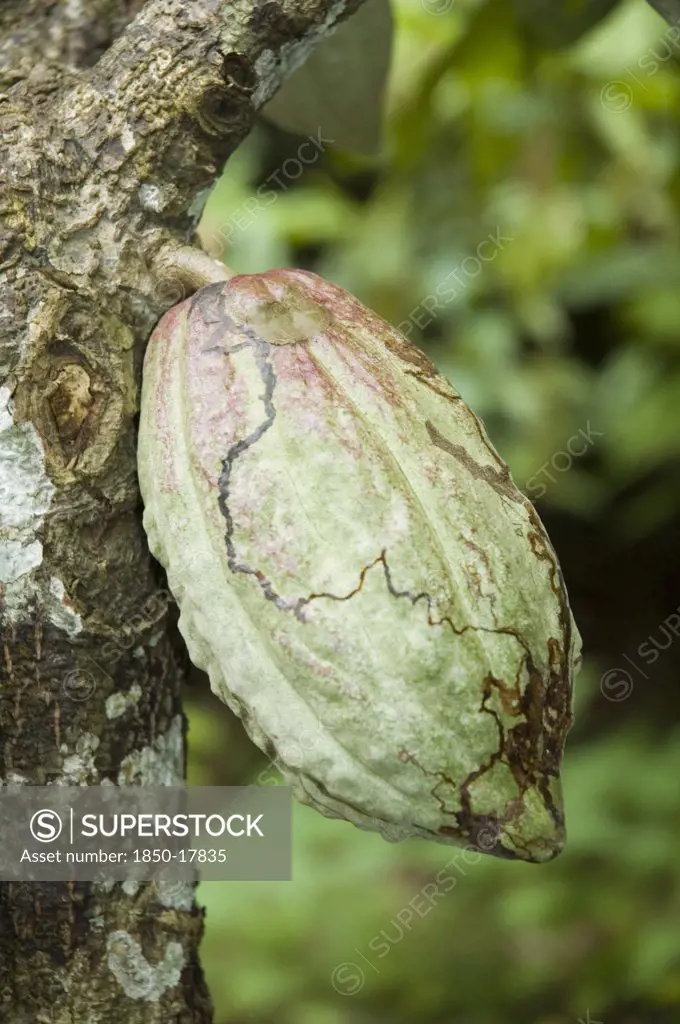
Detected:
[137,268,581,863]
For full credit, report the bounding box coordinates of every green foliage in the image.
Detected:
[192,1,680,1020]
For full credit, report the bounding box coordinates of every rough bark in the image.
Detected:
[0,0,145,86]
[0,1,364,1020]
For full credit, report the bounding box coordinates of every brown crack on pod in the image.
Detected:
[139,267,581,864]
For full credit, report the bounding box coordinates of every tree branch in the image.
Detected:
[0,0,145,87]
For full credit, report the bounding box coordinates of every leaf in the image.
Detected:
[644,0,680,25]
[261,0,393,156]
[512,0,621,48]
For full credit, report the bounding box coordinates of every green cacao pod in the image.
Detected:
[138,268,581,862]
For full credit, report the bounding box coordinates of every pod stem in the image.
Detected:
[153,244,236,293]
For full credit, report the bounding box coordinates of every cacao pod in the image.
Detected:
[138,268,581,862]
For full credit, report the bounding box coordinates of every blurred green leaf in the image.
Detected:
[262,0,394,155]
[513,0,621,48]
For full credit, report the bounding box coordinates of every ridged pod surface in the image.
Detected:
[138,269,581,862]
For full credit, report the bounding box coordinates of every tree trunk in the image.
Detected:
[0,1,363,1019]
